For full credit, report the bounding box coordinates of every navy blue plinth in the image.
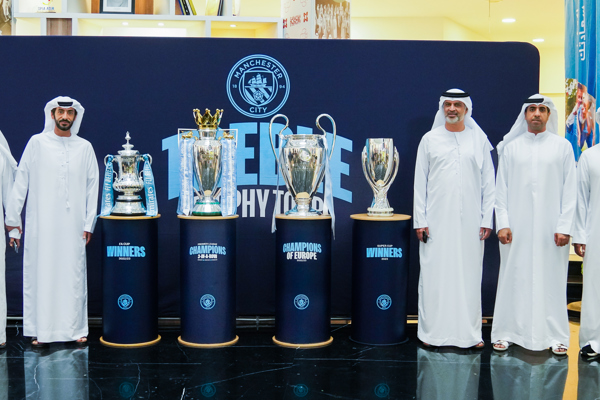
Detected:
[100,216,160,347]
[274,215,332,347]
[178,215,238,347]
[350,214,411,345]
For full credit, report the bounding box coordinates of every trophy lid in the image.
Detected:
[193,108,223,129]
[118,132,140,157]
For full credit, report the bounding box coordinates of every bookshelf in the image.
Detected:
[13,0,282,37]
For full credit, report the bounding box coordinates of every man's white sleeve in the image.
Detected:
[480,141,495,229]
[5,142,32,232]
[413,137,429,229]
[494,150,510,232]
[84,145,99,233]
[556,143,577,235]
[1,156,20,239]
[572,153,589,244]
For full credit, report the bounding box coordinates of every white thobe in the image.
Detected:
[6,131,99,343]
[492,131,576,350]
[0,152,17,346]
[414,125,495,347]
[572,144,600,353]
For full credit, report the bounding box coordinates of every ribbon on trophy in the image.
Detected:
[142,154,158,216]
[177,132,196,215]
[323,136,336,238]
[100,155,115,216]
[220,129,237,217]
[271,132,284,233]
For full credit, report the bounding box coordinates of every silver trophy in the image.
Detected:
[191,108,223,216]
[105,132,151,216]
[362,138,398,217]
[269,114,336,216]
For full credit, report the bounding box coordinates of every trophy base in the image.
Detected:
[192,199,222,216]
[111,197,147,216]
[367,207,394,217]
[285,205,322,217]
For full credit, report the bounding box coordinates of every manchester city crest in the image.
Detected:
[374,383,390,398]
[200,383,217,398]
[227,54,290,119]
[118,294,133,310]
[376,294,392,310]
[293,384,309,397]
[294,294,310,310]
[200,294,216,310]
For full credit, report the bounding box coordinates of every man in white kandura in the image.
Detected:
[413,89,495,349]
[0,129,19,350]
[492,95,576,355]
[573,108,600,360]
[5,96,99,348]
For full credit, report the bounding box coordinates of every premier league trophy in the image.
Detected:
[362,138,399,217]
[191,108,224,216]
[101,132,157,216]
[269,113,336,216]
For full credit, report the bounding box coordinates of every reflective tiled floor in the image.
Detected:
[0,321,597,399]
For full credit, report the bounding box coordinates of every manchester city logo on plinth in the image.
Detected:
[293,384,309,397]
[294,294,310,310]
[374,383,390,398]
[200,383,217,398]
[227,54,290,119]
[118,294,133,310]
[200,294,216,310]
[376,294,392,310]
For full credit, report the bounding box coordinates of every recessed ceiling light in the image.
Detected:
[158,22,164,26]
[230,24,237,28]
[502,18,516,23]
[533,38,544,42]
[122,22,129,26]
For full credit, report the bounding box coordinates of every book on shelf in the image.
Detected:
[205,0,221,16]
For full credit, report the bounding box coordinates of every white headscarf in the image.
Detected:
[432,88,493,164]
[496,94,558,157]
[0,130,17,172]
[43,96,85,136]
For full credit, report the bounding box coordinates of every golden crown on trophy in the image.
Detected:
[193,108,223,129]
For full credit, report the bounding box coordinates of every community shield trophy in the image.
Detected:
[104,132,152,216]
[269,113,336,216]
[362,138,398,217]
[191,108,223,216]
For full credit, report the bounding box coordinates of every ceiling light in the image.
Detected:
[532,38,544,42]
[122,22,129,26]
[502,18,515,23]
[158,22,164,26]
[230,24,236,28]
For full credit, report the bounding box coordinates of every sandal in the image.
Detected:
[75,337,88,347]
[551,344,568,356]
[422,342,436,348]
[493,340,510,352]
[474,341,485,349]
[581,344,600,359]
[0,342,6,349]
[31,338,48,348]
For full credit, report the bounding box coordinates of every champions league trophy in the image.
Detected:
[191,108,224,216]
[101,132,157,216]
[362,138,399,217]
[269,114,336,216]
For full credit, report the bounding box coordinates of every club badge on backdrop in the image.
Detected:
[101,132,158,216]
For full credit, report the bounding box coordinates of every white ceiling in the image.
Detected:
[242,0,565,48]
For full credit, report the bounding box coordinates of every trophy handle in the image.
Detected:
[316,114,336,160]
[269,114,289,159]
[361,146,377,192]
[103,155,114,166]
[389,147,400,186]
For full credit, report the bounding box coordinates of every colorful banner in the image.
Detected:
[565,0,598,161]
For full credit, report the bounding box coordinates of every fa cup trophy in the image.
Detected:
[269,114,336,216]
[362,138,398,217]
[101,132,157,216]
[191,108,224,216]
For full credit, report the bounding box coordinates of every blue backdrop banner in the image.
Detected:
[565,0,598,161]
[0,37,539,318]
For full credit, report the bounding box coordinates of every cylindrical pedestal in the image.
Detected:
[177,215,239,348]
[100,215,161,348]
[273,215,333,348]
[350,214,411,345]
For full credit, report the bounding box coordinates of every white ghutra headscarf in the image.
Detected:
[43,96,85,136]
[496,94,558,157]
